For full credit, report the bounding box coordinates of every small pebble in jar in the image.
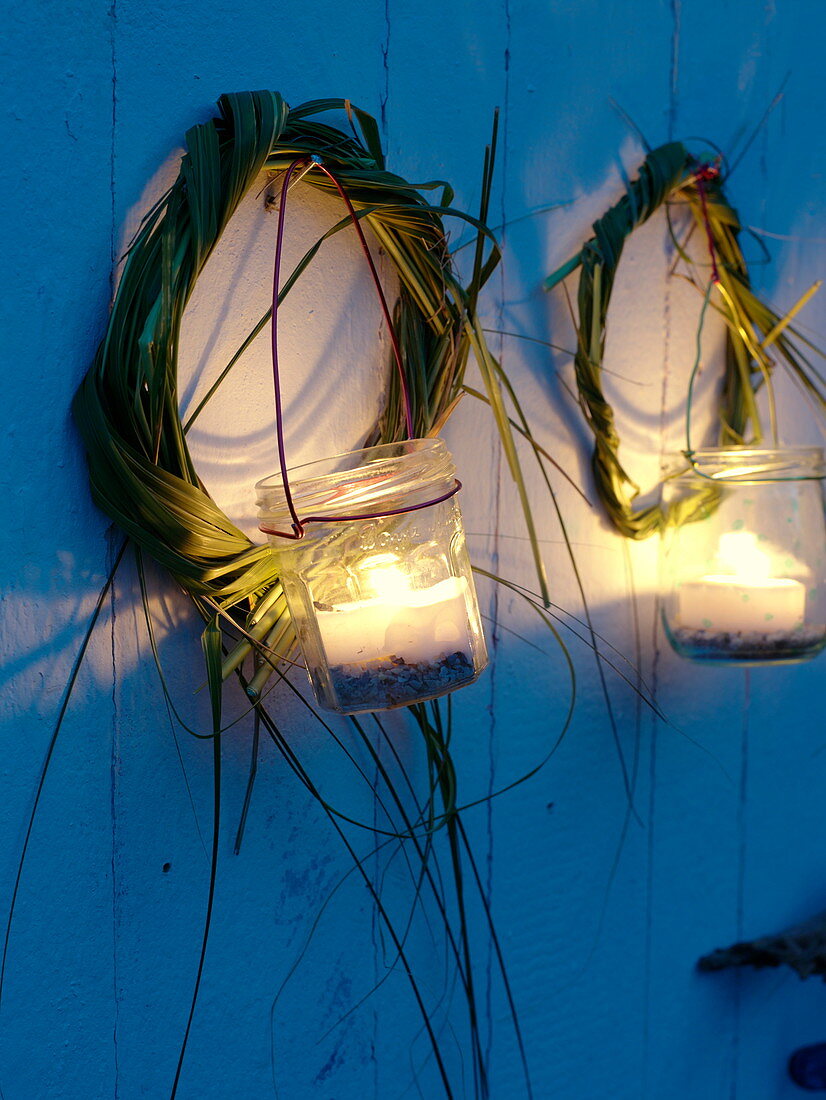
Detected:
[670,624,826,660]
[330,651,475,711]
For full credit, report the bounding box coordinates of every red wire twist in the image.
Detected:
[692,159,722,285]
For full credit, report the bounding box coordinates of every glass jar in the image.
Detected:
[256,439,488,714]
[660,447,826,664]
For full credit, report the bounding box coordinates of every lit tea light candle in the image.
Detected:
[257,439,487,712]
[677,531,806,632]
[315,557,472,666]
[678,575,805,632]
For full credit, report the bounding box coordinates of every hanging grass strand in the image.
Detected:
[68,92,554,1099]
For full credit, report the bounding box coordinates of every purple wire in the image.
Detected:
[313,161,415,439]
[259,478,462,538]
[266,157,457,542]
[270,160,304,537]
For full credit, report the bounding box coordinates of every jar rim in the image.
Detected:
[673,445,825,482]
[687,445,824,460]
[255,438,444,490]
[255,437,457,529]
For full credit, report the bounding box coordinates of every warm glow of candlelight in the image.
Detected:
[716,530,771,580]
[360,553,413,600]
[677,529,806,632]
[316,575,472,666]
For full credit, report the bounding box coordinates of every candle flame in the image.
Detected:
[717,531,771,580]
[361,553,413,600]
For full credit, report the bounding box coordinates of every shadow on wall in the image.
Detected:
[177,171,395,541]
[4,520,826,1096]
[0,533,674,1097]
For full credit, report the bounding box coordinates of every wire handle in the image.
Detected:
[259,478,463,538]
[265,157,460,541]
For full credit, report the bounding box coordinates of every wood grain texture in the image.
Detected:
[1,1,825,1097]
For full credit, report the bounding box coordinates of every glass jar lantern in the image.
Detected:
[256,439,488,714]
[660,447,826,664]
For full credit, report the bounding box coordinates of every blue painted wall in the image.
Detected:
[2,2,825,1097]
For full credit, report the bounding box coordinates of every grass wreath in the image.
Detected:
[72,90,552,697]
[545,140,825,539]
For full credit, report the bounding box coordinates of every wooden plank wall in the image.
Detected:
[2,1,825,1096]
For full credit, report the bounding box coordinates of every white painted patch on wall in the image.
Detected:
[119,166,394,541]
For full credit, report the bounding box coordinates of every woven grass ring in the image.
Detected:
[73,91,495,658]
[545,141,808,540]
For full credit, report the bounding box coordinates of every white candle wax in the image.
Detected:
[677,574,806,632]
[316,576,472,666]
